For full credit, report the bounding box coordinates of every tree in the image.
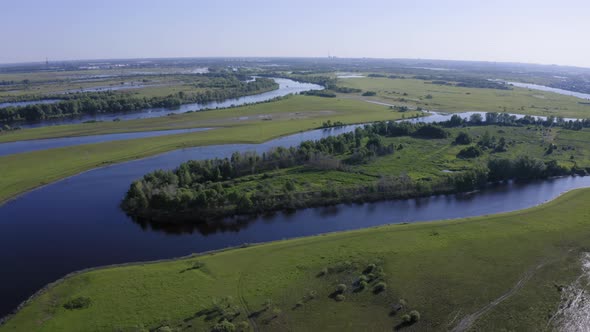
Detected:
[455,132,472,145]
[469,113,483,124]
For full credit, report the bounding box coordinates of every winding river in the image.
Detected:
[0,128,211,157]
[16,78,323,129]
[1,120,590,317]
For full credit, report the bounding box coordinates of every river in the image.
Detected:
[15,78,323,129]
[1,121,590,318]
[507,81,590,100]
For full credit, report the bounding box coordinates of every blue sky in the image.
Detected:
[2,0,589,67]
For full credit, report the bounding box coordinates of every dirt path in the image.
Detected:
[451,263,546,332]
[237,268,260,332]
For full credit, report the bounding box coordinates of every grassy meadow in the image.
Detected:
[3,188,590,331]
[338,77,590,119]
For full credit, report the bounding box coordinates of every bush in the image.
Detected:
[373,281,387,293]
[211,319,236,332]
[457,145,483,159]
[362,91,377,96]
[401,314,412,323]
[336,284,347,293]
[363,263,376,274]
[358,280,368,290]
[236,321,250,331]
[317,267,328,277]
[63,296,91,310]
[335,294,345,301]
[455,132,472,145]
[409,310,421,322]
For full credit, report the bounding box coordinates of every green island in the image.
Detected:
[122,115,590,222]
[2,187,590,331]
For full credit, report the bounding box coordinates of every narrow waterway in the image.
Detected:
[0,128,211,157]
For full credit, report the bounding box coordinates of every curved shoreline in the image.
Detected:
[2,186,588,327]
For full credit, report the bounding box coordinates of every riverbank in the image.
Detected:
[3,188,590,331]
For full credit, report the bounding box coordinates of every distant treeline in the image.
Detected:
[444,112,590,130]
[0,77,278,123]
[121,117,583,222]
[413,74,511,90]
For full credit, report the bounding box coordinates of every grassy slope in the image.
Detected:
[0,96,417,204]
[338,77,590,119]
[3,189,590,331]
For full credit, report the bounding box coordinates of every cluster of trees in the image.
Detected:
[443,112,590,130]
[413,75,512,90]
[301,90,336,98]
[0,77,278,123]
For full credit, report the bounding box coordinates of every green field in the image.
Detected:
[0,96,418,204]
[3,188,590,331]
[337,77,590,119]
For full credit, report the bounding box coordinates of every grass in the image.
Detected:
[337,77,590,119]
[3,188,590,331]
[0,96,418,204]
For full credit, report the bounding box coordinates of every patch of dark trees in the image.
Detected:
[413,74,511,90]
[0,77,278,123]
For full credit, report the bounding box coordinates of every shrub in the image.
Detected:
[156,327,173,332]
[335,294,345,301]
[236,321,250,331]
[336,284,347,293]
[455,132,472,145]
[409,310,421,322]
[211,319,236,332]
[358,280,368,290]
[373,281,387,293]
[63,296,91,310]
[317,267,328,277]
[457,145,483,159]
[401,314,412,323]
[362,91,377,96]
[363,264,376,274]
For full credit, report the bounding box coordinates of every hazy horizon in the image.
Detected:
[2,0,589,68]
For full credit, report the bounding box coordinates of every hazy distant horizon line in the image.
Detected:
[1,55,589,70]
